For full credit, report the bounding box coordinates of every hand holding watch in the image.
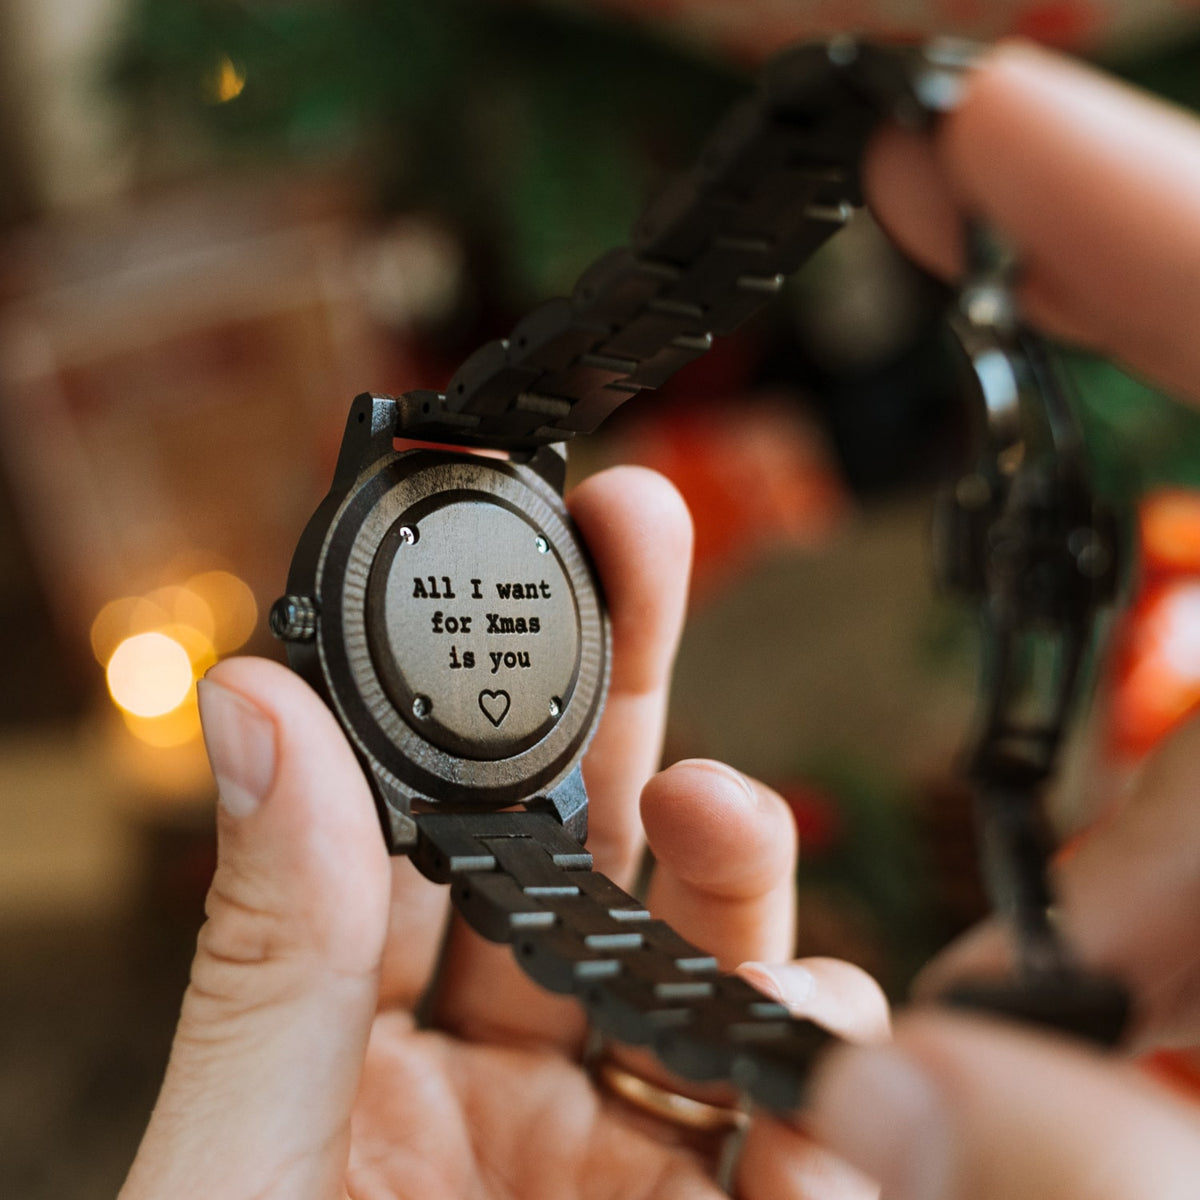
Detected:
[269,35,1128,1114]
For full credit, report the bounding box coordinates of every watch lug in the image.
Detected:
[332,393,399,487]
[524,442,569,495]
[528,764,588,843]
[370,769,420,854]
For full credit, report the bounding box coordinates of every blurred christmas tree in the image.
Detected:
[109,3,1200,497]
[109,0,744,304]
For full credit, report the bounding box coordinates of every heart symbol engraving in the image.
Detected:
[478,689,512,728]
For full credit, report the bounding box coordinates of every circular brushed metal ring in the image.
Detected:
[316,450,608,808]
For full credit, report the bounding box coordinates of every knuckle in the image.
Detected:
[185,886,312,1019]
[201,878,298,968]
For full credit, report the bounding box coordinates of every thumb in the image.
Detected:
[121,657,392,1200]
[808,1012,1200,1200]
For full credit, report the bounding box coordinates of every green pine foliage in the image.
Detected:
[109,0,743,301]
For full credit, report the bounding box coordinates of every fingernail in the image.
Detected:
[809,1045,952,1200]
[738,961,816,1009]
[197,678,277,818]
[676,758,757,806]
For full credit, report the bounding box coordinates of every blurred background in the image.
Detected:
[3,1,1200,1194]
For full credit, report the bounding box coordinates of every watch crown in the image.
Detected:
[269,594,319,643]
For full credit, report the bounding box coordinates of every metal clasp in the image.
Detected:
[937,224,1128,1041]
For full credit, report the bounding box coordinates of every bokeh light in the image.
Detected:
[184,571,257,654]
[93,570,255,747]
[90,595,148,666]
[206,54,246,104]
[121,698,204,750]
[146,585,216,644]
[1141,490,1200,575]
[1110,578,1200,759]
[106,632,195,719]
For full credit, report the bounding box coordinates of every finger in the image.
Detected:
[737,1117,880,1200]
[428,467,693,1049]
[915,709,1200,1050]
[571,466,695,878]
[865,39,1200,403]
[809,1011,1200,1200]
[910,918,1009,1004]
[121,658,392,1200]
[739,958,892,1045]
[588,762,797,1112]
[641,759,798,969]
[375,856,454,1010]
[735,959,890,1200]
[1060,712,1200,1047]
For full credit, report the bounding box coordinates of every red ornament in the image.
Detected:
[1105,492,1200,760]
[1013,0,1104,47]
[776,781,844,857]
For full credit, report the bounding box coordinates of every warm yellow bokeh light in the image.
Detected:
[207,54,246,103]
[160,622,218,674]
[185,570,258,653]
[106,632,194,719]
[91,589,213,665]
[91,595,145,665]
[96,570,254,742]
[147,585,216,643]
[122,696,204,749]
